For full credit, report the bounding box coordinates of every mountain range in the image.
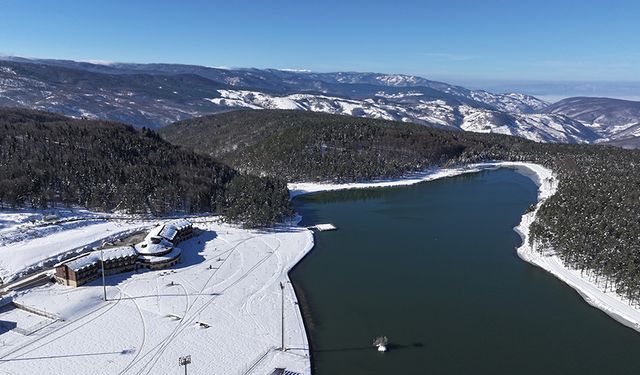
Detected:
[1,56,639,146]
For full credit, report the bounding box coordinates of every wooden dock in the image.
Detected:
[307,223,337,232]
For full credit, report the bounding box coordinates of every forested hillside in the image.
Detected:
[0,108,292,227]
[161,109,640,304]
[160,109,532,181]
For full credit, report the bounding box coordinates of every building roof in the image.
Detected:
[167,219,192,231]
[137,246,182,263]
[64,246,137,272]
[146,225,164,240]
[134,238,174,256]
[158,225,178,242]
[145,219,192,243]
[159,219,192,241]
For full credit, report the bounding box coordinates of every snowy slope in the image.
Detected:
[306,71,548,114]
[458,105,598,143]
[0,60,228,128]
[209,89,598,143]
[544,97,640,141]
[469,91,549,114]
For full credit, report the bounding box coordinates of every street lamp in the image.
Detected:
[179,355,191,375]
[100,248,107,301]
[280,282,285,352]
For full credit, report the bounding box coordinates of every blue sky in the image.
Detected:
[1,0,639,83]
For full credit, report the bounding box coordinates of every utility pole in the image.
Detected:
[280,281,285,352]
[179,355,191,375]
[100,248,107,301]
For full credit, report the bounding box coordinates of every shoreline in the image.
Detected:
[508,163,640,333]
[289,161,640,357]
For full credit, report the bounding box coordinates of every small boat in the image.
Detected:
[373,336,389,352]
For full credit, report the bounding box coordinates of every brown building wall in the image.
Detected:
[55,266,67,279]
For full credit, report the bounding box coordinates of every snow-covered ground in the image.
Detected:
[290,162,640,334]
[289,162,540,198]
[0,208,158,283]
[0,215,313,374]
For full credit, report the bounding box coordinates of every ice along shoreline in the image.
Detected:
[289,161,640,335]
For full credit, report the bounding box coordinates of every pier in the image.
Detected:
[307,223,337,232]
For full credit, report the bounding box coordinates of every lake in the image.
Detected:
[290,168,640,375]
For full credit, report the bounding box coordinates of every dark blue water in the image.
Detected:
[290,169,640,375]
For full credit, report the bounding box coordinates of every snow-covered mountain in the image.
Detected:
[0,60,228,128]
[544,97,640,141]
[207,89,596,143]
[0,56,630,145]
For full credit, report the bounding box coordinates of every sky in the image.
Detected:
[1,0,639,86]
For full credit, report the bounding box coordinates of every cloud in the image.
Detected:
[82,59,116,66]
[277,68,313,73]
[418,52,480,61]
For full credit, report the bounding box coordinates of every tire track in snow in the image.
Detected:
[118,286,147,375]
[242,236,283,337]
[136,234,281,375]
[0,288,125,362]
[128,234,262,374]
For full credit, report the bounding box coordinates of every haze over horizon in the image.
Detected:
[1,0,639,100]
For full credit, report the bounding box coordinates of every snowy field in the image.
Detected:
[0,216,313,374]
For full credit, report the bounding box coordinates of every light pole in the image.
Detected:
[280,281,285,352]
[179,355,191,375]
[100,248,107,301]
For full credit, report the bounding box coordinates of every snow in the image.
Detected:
[208,90,302,110]
[0,306,54,336]
[83,60,115,66]
[0,208,157,283]
[470,90,549,114]
[310,224,336,231]
[134,238,173,256]
[289,163,510,197]
[158,219,190,242]
[3,163,640,374]
[290,162,640,334]
[209,89,595,144]
[457,105,597,143]
[374,91,423,99]
[137,246,181,262]
[64,246,137,272]
[278,68,312,73]
[0,67,16,75]
[374,74,421,87]
[513,165,640,333]
[0,216,313,374]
